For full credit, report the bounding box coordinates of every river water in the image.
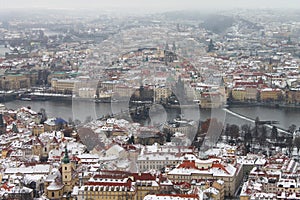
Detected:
[4,100,300,130]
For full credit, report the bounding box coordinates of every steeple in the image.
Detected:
[62,146,70,164]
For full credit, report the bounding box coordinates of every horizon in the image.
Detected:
[1,0,300,13]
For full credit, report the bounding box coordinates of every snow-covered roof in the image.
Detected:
[144,194,201,200]
[47,181,64,191]
[5,164,51,175]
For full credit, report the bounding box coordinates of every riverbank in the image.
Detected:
[228,101,300,109]
[0,92,18,102]
[223,108,291,135]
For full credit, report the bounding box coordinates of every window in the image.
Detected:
[65,166,67,170]
[52,192,55,197]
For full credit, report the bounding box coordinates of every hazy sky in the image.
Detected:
[0,0,299,11]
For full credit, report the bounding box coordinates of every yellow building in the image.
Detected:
[23,71,39,87]
[154,87,172,102]
[113,84,135,98]
[232,88,246,101]
[46,181,64,200]
[286,89,300,104]
[32,137,44,156]
[0,74,31,90]
[32,124,45,136]
[260,88,283,102]
[1,148,10,159]
[51,78,80,93]
[232,87,257,102]
[136,179,160,200]
[245,87,257,101]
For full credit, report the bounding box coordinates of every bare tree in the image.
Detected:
[259,126,267,145]
[68,117,75,126]
[271,126,278,141]
[228,124,240,139]
[286,136,293,156]
[241,124,251,133]
[288,124,297,133]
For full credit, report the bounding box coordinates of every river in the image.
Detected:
[4,100,300,130]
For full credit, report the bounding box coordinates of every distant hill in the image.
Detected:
[162,11,235,34]
[201,15,235,34]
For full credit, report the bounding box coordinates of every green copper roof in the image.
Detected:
[62,146,70,164]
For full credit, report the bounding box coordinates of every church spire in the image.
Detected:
[62,146,70,164]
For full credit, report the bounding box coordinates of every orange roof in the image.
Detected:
[212,162,230,174]
[178,160,197,169]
